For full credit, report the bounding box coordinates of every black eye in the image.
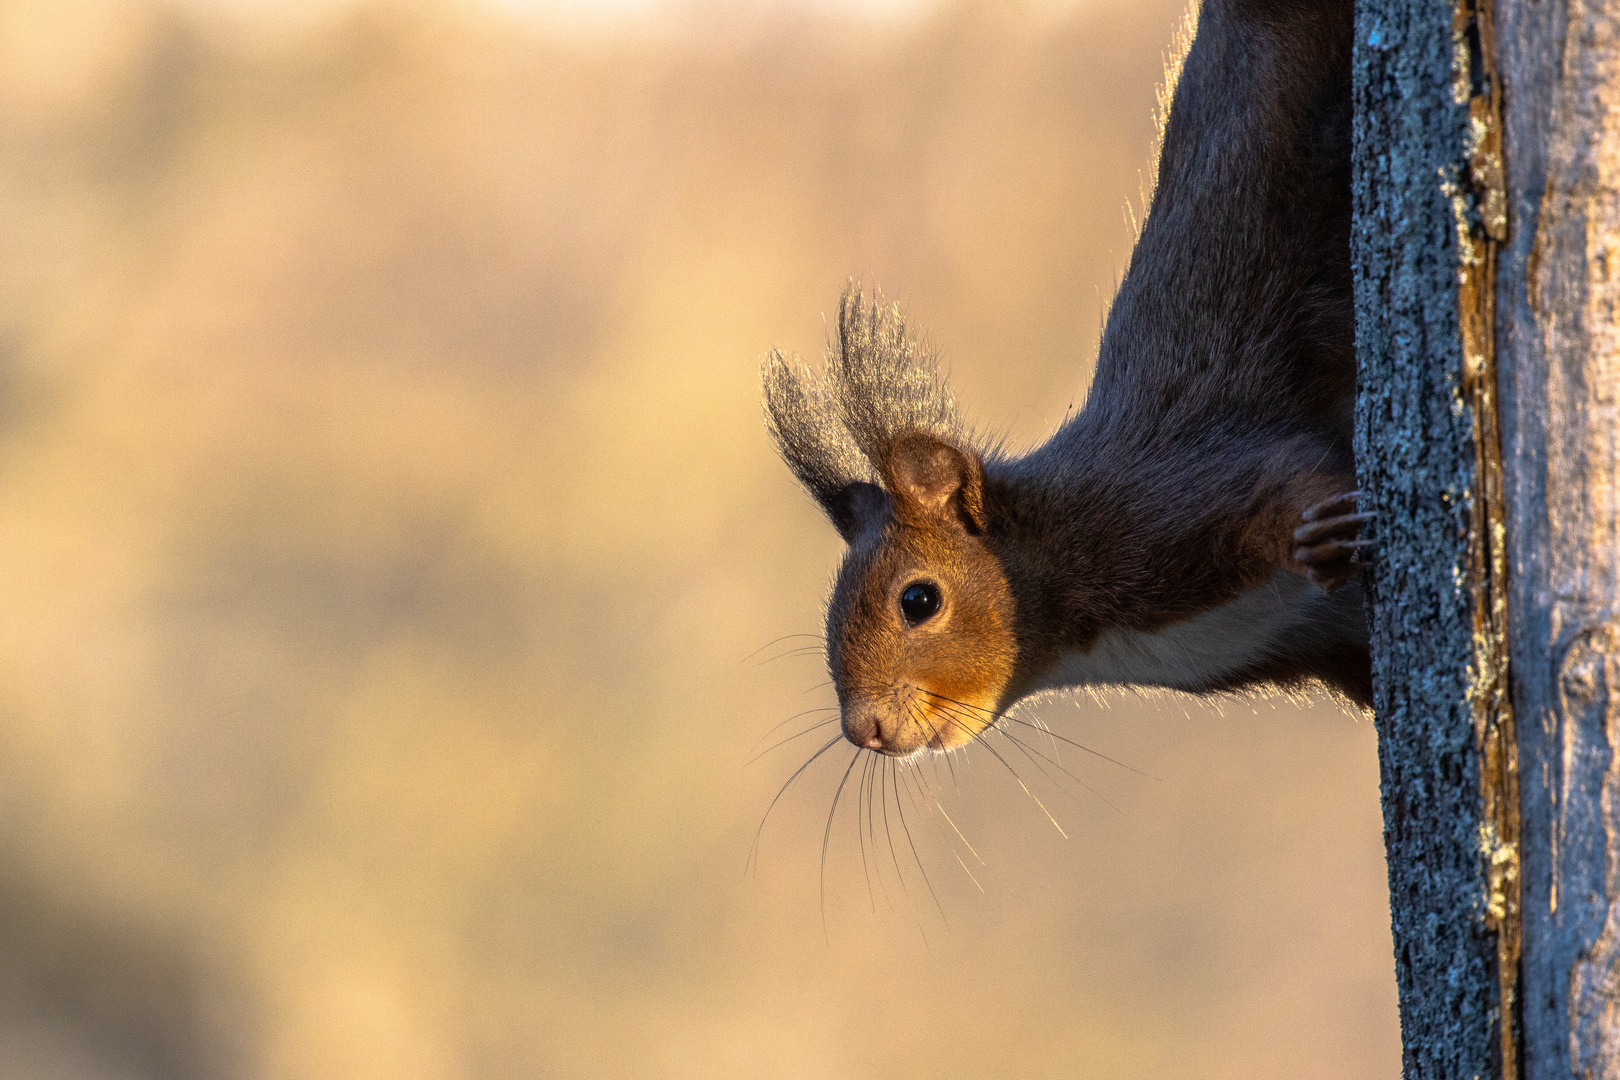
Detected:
[899,582,942,625]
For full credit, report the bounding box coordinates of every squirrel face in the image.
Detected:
[762,293,1018,758]
[826,433,1017,756]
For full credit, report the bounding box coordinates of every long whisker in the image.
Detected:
[917,688,1154,779]
[1028,710,1063,764]
[921,698,1069,839]
[882,759,908,898]
[821,748,862,943]
[893,762,947,926]
[864,752,893,911]
[856,751,876,913]
[931,793,985,867]
[756,645,829,666]
[901,767,983,894]
[746,733,845,876]
[743,717,840,768]
[999,714,1155,779]
[751,706,840,749]
[993,723,1123,815]
[907,756,934,801]
[930,697,1121,815]
[739,633,826,663]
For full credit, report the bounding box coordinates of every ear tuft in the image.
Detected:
[883,431,986,533]
[762,351,880,541]
[762,285,987,542]
[829,288,964,468]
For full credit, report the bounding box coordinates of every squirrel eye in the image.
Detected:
[899,582,942,625]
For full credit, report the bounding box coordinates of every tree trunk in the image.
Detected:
[1497,0,1620,1075]
[1353,0,1518,1076]
[1356,0,1620,1075]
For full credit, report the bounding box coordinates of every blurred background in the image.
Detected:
[0,0,1399,1077]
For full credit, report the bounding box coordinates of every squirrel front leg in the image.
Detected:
[1234,470,1371,593]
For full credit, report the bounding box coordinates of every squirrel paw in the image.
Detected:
[1294,491,1375,593]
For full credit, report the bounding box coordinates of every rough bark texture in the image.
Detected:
[1497,1,1620,1076]
[1353,0,1516,1075]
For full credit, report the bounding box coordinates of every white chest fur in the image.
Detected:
[1031,570,1330,694]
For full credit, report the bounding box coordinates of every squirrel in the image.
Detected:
[761,0,1368,757]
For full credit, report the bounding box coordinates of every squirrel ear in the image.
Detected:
[882,431,986,533]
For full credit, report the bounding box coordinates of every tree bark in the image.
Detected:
[1358,0,1620,1075]
[1353,0,1520,1076]
[1497,1,1620,1076]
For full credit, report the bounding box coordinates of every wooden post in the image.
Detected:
[1357,0,1620,1073]
[1352,0,1520,1075]
[1497,0,1620,1075]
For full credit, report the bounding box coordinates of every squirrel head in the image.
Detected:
[763,289,1017,757]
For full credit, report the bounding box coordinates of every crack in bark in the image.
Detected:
[1454,2,1524,1076]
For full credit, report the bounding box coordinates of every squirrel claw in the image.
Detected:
[1294,511,1375,546]
[1300,490,1362,522]
[1293,494,1375,593]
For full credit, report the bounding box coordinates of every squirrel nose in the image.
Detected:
[841,707,887,751]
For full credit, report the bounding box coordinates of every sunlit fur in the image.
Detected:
[763,0,1368,759]
[828,485,1017,755]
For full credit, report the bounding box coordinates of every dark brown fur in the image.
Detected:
[764,0,1367,756]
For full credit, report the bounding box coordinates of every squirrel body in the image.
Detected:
[764,0,1368,757]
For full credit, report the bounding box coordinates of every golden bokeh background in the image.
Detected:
[0,1,1398,1077]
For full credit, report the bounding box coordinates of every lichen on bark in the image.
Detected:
[1353,0,1518,1075]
